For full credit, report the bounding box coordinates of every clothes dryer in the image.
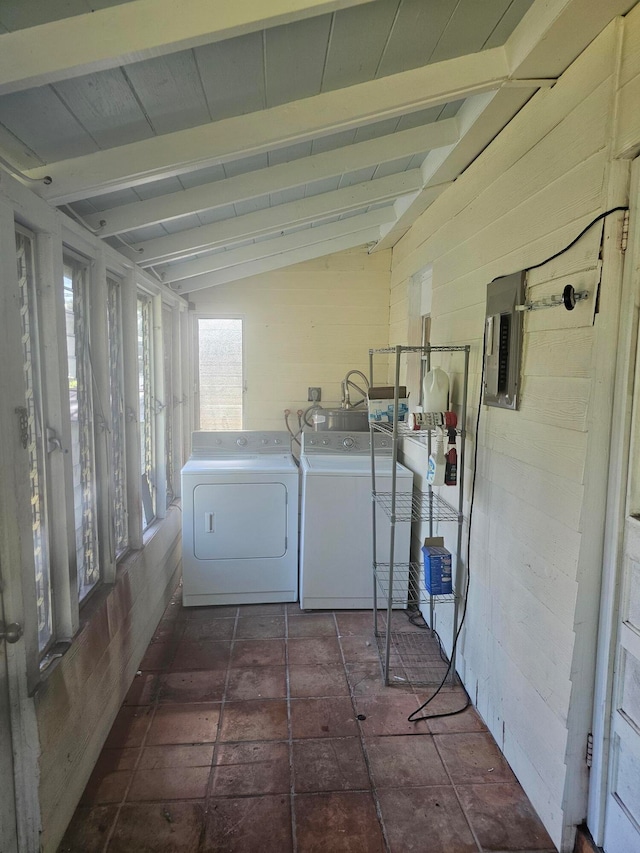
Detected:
[181,431,299,606]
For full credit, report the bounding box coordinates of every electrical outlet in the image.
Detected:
[308,387,321,402]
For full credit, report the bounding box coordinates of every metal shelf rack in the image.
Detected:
[369,344,470,687]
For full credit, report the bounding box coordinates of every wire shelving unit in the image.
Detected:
[369,344,470,687]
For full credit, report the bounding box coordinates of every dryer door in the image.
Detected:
[194,482,287,560]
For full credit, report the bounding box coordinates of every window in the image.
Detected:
[137,294,155,528]
[64,255,100,602]
[107,276,128,556]
[163,304,175,507]
[16,228,54,654]
[197,317,243,430]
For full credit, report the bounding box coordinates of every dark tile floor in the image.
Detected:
[59,587,557,852]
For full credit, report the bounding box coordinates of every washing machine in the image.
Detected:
[181,431,299,606]
[299,431,413,609]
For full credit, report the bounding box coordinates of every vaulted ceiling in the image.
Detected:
[0,0,635,294]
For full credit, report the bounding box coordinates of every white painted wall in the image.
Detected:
[189,245,392,433]
[389,14,637,851]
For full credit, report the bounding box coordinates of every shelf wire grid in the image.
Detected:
[374,562,456,608]
[374,610,460,687]
[374,490,461,523]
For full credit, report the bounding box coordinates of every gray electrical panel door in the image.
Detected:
[484,271,525,410]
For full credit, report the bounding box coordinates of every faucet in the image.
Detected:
[341,369,370,409]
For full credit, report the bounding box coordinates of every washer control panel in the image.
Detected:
[301,431,391,454]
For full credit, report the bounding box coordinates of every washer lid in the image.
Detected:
[182,454,298,475]
[301,455,408,476]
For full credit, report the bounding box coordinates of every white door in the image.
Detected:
[597,166,640,853]
[0,617,19,852]
[602,516,640,853]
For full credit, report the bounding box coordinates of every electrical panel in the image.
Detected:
[484,271,525,410]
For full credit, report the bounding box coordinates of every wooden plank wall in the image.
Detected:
[389,17,631,850]
[35,511,182,853]
[191,246,392,431]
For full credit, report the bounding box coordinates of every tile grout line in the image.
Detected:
[430,731,483,853]
[335,611,392,853]
[200,604,239,845]
[285,605,299,853]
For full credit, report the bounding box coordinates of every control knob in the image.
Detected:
[236,437,248,447]
[342,436,355,449]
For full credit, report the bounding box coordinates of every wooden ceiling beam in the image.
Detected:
[0,0,379,96]
[166,210,391,290]
[27,47,510,204]
[86,120,459,235]
[131,170,421,265]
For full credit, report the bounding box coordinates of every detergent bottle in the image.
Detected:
[426,427,446,487]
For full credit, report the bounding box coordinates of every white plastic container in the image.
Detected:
[423,367,449,412]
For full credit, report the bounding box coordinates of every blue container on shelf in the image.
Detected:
[422,536,453,595]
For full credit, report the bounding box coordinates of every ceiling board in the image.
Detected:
[53,69,154,149]
[0,0,93,31]
[268,141,314,165]
[265,14,332,106]
[124,51,211,135]
[223,153,270,179]
[429,0,515,63]
[377,0,456,77]
[195,32,266,122]
[0,87,98,161]
[270,186,307,207]
[234,196,271,217]
[485,0,535,49]
[372,155,414,178]
[322,0,400,90]
[339,166,377,186]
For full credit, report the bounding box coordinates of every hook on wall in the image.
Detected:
[516,284,588,313]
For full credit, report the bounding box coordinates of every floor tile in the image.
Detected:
[335,612,376,636]
[219,699,289,742]
[182,619,235,642]
[92,747,140,774]
[288,637,343,665]
[171,640,231,671]
[433,732,517,785]
[289,663,350,698]
[185,605,238,620]
[80,769,132,806]
[456,783,556,851]
[230,638,286,667]
[212,741,290,796]
[238,602,286,616]
[345,662,413,696]
[203,794,292,852]
[288,614,337,637]
[139,641,175,671]
[107,802,205,852]
[290,697,359,739]
[378,787,479,853]
[58,805,118,853]
[354,695,430,737]
[128,766,210,801]
[137,744,214,769]
[226,665,287,699]
[103,706,154,749]
[159,670,226,703]
[150,620,185,644]
[146,703,220,745]
[364,735,449,788]
[339,635,380,663]
[294,791,385,852]
[123,673,161,706]
[292,737,369,793]
[235,615,286,639]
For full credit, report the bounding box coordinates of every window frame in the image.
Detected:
[194,313,245,431]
